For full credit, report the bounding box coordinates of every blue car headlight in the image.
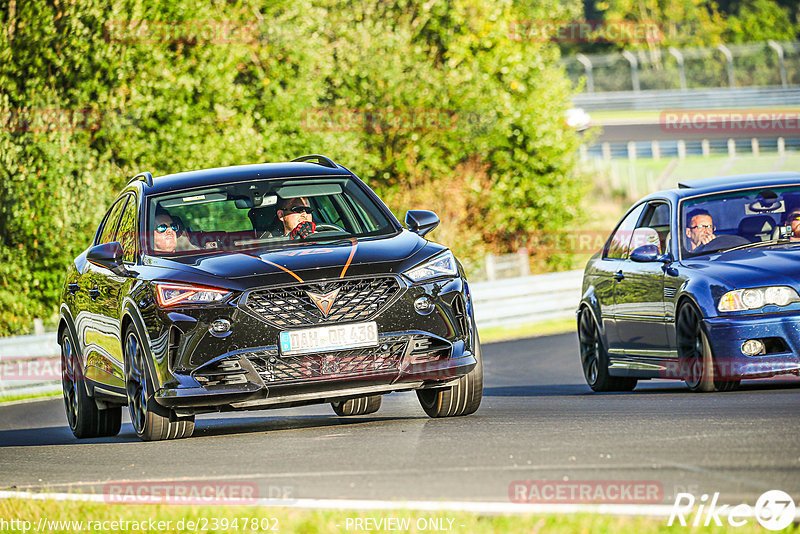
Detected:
[404,250,457,283]
[718,286,800,312]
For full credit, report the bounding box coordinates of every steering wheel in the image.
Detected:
[693,234,750,254]
[314,223,345,232]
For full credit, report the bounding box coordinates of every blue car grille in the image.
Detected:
[243,276,403,327]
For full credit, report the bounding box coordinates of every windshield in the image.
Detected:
[146,177,397,256]
[682,185,800,257]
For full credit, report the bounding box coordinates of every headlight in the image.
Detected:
[404,250,457,282]
[155,283,231,307]
[718,286,799,312]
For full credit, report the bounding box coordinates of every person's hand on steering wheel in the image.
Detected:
[289,220,316,240]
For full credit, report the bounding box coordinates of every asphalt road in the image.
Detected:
[1,332,799,507]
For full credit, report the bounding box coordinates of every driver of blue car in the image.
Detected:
[277,196,316,240]
[685,209,716,251]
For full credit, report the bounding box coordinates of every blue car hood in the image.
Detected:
[684,246,800,289]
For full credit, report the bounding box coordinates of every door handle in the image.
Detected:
[89,288,100,300]
[67,283,80,294]
[613,270,625,282]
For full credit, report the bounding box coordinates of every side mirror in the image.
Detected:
[405,210,440,237]
[630,244,670,263]
[87,242,129,276]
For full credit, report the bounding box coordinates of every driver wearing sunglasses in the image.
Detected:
[277,197,316,239]
[153,209,198,253]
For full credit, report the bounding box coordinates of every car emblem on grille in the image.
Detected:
[321,356,339,374]
[306,288,341,316]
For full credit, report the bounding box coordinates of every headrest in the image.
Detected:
[737,215,774,236]
[248,206,278,232]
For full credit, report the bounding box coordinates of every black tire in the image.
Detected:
[60,329,121,439]
[331,395,382,416]
[416,331,483,418]
[124,325,194,441]
[577,307,637,392]
[676,303,740,392]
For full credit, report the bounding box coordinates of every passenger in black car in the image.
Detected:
[685,209,716,251]
[153,208,197,253]
[277,197,316,240]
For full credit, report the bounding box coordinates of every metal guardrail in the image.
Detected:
[0,270,584,398]
[0,334,61,398]
[573,86,800,111]
[470,270,583,329]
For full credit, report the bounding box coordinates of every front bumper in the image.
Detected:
[154,334,477,412]
[149,275,477,412]
[704,312,800,378]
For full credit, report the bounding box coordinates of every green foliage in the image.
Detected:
[0,0,584,335]
[725,0,798,42]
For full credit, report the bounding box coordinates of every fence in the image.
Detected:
[574,86,800,111]
[0,270,584,398]
[564,41,800,93]
[0,334,62,398]
[470,270,583,329]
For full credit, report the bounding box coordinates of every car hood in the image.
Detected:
[684,246,800,288]
[143,230,440,287]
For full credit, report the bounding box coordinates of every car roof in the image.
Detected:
[141,162,354,195]
[635,172,800,204]
[676,172,800,194]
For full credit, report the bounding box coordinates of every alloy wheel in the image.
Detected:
[60,334,79,430]
[677,304,704,389]
[125,332,147,434]
[578,310,599,385]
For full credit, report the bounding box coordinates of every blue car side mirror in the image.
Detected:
[630,244,670,263]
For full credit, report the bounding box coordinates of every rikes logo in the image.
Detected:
[306,288,341,316]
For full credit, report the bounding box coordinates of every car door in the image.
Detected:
[81,194,132,388]
[594,203,646,352]
[613,201,671,359]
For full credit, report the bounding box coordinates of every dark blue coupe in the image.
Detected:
[579,172,800,392]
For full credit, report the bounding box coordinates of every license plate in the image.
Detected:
[279,322,378,356]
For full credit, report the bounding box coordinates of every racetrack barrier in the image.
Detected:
[0,269,584,398]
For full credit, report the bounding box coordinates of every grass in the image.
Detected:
[0,498,783,533]
[0,390,60,404]
[588,153,800,202]
[479,318,575,344]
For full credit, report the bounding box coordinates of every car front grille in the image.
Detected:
[243,276,403,327]
[245,336,409,384]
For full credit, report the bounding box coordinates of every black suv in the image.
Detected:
[59,155,482,441]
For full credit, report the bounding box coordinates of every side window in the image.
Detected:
[97,197,129,245]
[604,203,646,259]
[635,202,671,253]
[117,194,139,263]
